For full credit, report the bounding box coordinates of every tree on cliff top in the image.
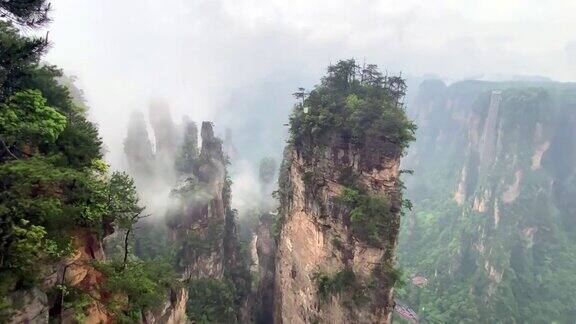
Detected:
[289,59,416,156]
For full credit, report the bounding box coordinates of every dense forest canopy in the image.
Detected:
[397,79,576,323]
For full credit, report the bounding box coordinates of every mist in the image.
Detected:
[41,0,576,170]
[4,0,576,322]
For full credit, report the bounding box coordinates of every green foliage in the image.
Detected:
[0,22,102,167]
[0,158,144,313]
[4,221,60,284]
[0,157,96,245]
[0,4,162,322]
[96,260,178,322]
[53,113,103,168]
[59,284,92,322]
[313,268,371,307]
[0,18,107,311]
[398,83,576,322]
[107,171,144,230]
[0,21,47,99]
[0,89,67,149]
[331,237,343,250]
[289,59,415,156]
[174,218,224,270]
[186,279,237,324]
[335,186,394,246]
[373,260,404,289]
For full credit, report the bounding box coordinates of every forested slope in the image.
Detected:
[398,79,576,322]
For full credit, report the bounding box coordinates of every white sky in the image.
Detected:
[40,0,576,165]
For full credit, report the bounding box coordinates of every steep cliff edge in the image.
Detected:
[398,80,576,322]
[274,60,415,323]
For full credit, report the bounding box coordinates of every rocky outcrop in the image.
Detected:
[148,100,180,159]
[249,213,277,324]
[167,121,227,280]
[274,134,403,323]
[7,230,114,324]
[7,288,49,324]
[271,62,412,324]
[143,288,188,324]
[164,121,250,323]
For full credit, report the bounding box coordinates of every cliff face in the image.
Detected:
[167,121,228,280]
[399,80,576,322]
[249,212,277,323]
[274,135,403,323]
[142,288,188,324]
[163,121,250,323]
[8,230,114,324]
[271,61,414,324]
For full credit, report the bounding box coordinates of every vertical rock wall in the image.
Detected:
[274,135,403,323]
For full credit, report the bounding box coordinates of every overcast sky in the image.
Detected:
[40,0,576,166]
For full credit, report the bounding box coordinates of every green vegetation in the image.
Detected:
[373,259,404,289]
[58,284,92,322]
[289,59,415,156]
[0,0,50,27]
[314,268,357,301]
[186,279,237,324]
[96,260,178,322]
[313,268,372,307]
[335,186,394,247]
[398,82,576,322]
[0,89,67,150]
[174,217,225,271]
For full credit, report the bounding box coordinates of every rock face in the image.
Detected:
[143,288,188,324]
[167,121,228,280]
[8,230,114,324]
[274,134,403,323]
[7,288,49,324]
[399,80,576,322]
[251,213,277,323]
[122,112,250,323]
[164,121,250,323]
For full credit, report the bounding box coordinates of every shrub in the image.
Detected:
[314,268,357,301]
[95,260,178,321]
[336,186,393,246]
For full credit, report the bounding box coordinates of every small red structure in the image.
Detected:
[411,276,428,287]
